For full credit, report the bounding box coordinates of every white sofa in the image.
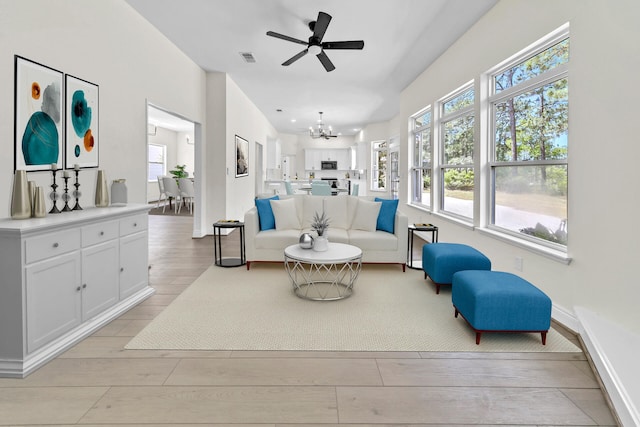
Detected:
[244,194,408,270]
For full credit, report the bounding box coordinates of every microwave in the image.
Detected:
[321,160,338,170]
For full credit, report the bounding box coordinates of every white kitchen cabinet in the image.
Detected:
[25,251,82,353]
[120,230,149,299]
[0,204,154,378]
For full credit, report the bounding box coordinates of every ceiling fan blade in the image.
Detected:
[322,40,365,50]
[317,51,335,72]
[312,11,332,41]
[282,49,308,66]
[266,31,308,46]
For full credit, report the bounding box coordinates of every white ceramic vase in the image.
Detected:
[111,179,127,206]
[11,170,31,219]
[313,235,328,252]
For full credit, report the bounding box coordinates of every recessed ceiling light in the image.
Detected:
[291,119,296,123]
[276,109,283,112]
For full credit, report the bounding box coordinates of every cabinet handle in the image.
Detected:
[82,284,87,289]
[53,242,59,248]
[120,267,124,272]
[100,231,104,236]
[133,223,137,227]
[76,286,81,291]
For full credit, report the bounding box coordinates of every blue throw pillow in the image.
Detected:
[374,197,399,233]
[255,195,279,231]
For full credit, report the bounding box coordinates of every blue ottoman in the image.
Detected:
[422,243,491,294]
[452,270,552,345]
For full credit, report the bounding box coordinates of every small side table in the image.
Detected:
[407,223,439,270]
[213,221,245,267]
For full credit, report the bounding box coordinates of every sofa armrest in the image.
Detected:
[244,206,259,260]
[394,210,409,252]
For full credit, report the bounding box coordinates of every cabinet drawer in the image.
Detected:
[120,214,148,236]
[25,229,81,265]
[82,220,119,247]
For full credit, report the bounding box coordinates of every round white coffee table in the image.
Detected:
[284,242,363,301]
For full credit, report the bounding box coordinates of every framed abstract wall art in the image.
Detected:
[65,75,99,168]
[14,56,64,171]
[235,135,249,178]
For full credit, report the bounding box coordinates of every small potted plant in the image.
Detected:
[169,164,188,180]
[311,210,330,251]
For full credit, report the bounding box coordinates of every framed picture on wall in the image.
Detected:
[14,56,64,171]
[235,135,249,178]
[65,75,99,168]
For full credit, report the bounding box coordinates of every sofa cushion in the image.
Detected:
[255,195,279,231]
[349,229,398,251]
[254,228,301,249]
[270,198,301,230]
[302,195,324,229]
[323,196,349,229]
[351,199,382,232]
[324,228,350,244]
[374,198,399,233]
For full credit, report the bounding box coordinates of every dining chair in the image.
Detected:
[178,178,195,214]
[284,181,295,195]
[311,182,331,196]
[162,177,182,213]
[156,176,168,208]
[351,183,359,196]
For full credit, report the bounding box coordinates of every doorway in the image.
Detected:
[146,103,202,236]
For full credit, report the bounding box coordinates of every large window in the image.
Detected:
[489,35,569,248]
[371,140,387,191]
[410,110,432,207]
[438,85,475,220]
[148,143,166,182]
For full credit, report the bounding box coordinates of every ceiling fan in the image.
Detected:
[266,11,364,72]
[310,112,337,139]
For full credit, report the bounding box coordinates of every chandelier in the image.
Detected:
[309,112,336,139]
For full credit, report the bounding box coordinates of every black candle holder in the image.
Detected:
[72,169,83,210]
[61,175,72,212]
[49,169,61,214]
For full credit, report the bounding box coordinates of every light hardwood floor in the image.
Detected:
[0,214,619,426]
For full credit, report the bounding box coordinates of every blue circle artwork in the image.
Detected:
[75,144,81,157]
[22,111,59,165]
[71,90,92,138]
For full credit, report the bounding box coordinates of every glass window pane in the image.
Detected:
[443,87,474,115]
[493,165,567,245]
[495,38,569,93]
[494,78,568,162]
[421,129,431,164]
[148,162,164,182]
[444,115,474,165]
[442,167,474,219]
[414,111,431,128]
[148,144,164,162]
[413,132,421,167]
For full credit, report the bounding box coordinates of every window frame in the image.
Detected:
[147,143,167,182]
[436,83,475,222]
[486,26,570,251]
[371,140,388,192]
[410,108,432,209]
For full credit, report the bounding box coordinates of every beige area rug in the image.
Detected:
[126,264,581,353]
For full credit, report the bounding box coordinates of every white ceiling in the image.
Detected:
[129,0,497,136]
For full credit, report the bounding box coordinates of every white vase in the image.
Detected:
[111,179,127,206]
[313,235,328,252]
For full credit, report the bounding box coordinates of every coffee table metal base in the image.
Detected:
[284,243,362,301]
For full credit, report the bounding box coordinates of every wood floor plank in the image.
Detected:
[79,386,338,424]
[165,358,383,386]
[336,386,597,425]
[377,358,599,388]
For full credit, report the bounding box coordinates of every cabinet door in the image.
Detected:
[26,252,82,353]
[82,240,119,320]
[119,231,149,299]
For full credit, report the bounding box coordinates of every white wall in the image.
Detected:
[389,0,640,424]
[1,0,206,214]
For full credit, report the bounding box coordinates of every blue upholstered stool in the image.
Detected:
[422,243,491,294]
[452,270,552,345]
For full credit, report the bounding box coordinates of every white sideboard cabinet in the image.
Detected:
[0,204,154,377]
